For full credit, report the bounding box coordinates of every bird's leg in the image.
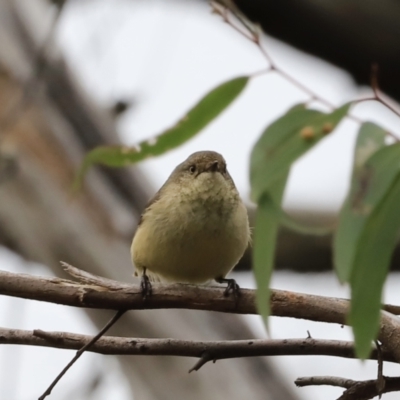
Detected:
[215,276,240,298]
[140,267,152,298]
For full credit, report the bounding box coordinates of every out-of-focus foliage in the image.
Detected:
[250,103,349,324]
[253,175,287,323]
[75,76,249,189]
[334,123,387,283]
[250,103,350,202]
[335,124,400,358]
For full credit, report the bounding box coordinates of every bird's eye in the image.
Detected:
[189,165,196,174]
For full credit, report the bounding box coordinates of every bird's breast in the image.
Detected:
[132,180,249,283]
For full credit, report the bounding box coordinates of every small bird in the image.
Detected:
[131,151,250,296]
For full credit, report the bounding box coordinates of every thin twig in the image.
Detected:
[375,341,385,398]
[369,63,400,118]
[189,352,214,372]
[347,104,399,142]
[211,3,254,41]
[38,310,126,400]
[296,375,400,400]
[371,64,380,99]
[60,261,132,289]
[211,2,400,141]
[295,376,356,389]
[0,328,395,365]
[349,65,400,141]
[337,377,400,400]
[211,2,331,106]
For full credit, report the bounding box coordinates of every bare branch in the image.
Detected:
[60,262,131,289]
[2,268,400,362]
[0,328,395,366]
[336,377,400,400]
[353,64,400,141]
[295,376,356,389]
[188,352,214,373]
[369,64,400,121]
[296,375,400,400]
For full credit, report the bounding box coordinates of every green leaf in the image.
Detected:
[250,103,350,202]
[253,175,288,323]
[332,125,400,358]
[280,211,335,236]
[334,124,394,283]
[349,173,400,358]
[74,76,249,189]
[351,123,387,176]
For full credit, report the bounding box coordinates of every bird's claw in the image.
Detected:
[215,277,240,298]
[140,268,152,298]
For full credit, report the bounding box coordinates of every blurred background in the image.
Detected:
[1,0,400,399]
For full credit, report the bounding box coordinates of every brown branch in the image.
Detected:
[337,377,400,400]
[2,267,400,363]
[189,352,214,373]
[295,376,356,389]
[367,64,400,121]
[60,261,130,289]
[297,375,400,400]
[296,375,400,400]
[351,65,400,143]
[371,64,380,99]
[3,266,400,317]
[0,328,395,366]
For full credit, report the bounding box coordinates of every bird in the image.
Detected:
[131,150,250,296]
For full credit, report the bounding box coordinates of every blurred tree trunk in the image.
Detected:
[0,1,298,399]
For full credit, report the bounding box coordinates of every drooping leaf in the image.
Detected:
[351,123,387,176]
[280,211,335,236]
[251,103,349,323]
[253,174,288,323]
[334,125,395,283]
[74,76,249,189]
[349,173,400,358]
[331,125,400,358]
[250,103,350,202]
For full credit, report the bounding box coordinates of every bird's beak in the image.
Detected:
[206,161,220,173]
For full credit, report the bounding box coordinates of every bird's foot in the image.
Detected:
[215,277,240,298]
[140,268,152,298]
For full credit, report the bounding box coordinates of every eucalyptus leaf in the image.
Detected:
[334,127,396,283]
[250,103,350,202]
[253,174,288,323]
[349,173,400,358]
[280,211,335,236]
[332,125,400,358]
[74,76,249,189]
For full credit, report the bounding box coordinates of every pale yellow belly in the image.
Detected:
[132,207,249,283]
